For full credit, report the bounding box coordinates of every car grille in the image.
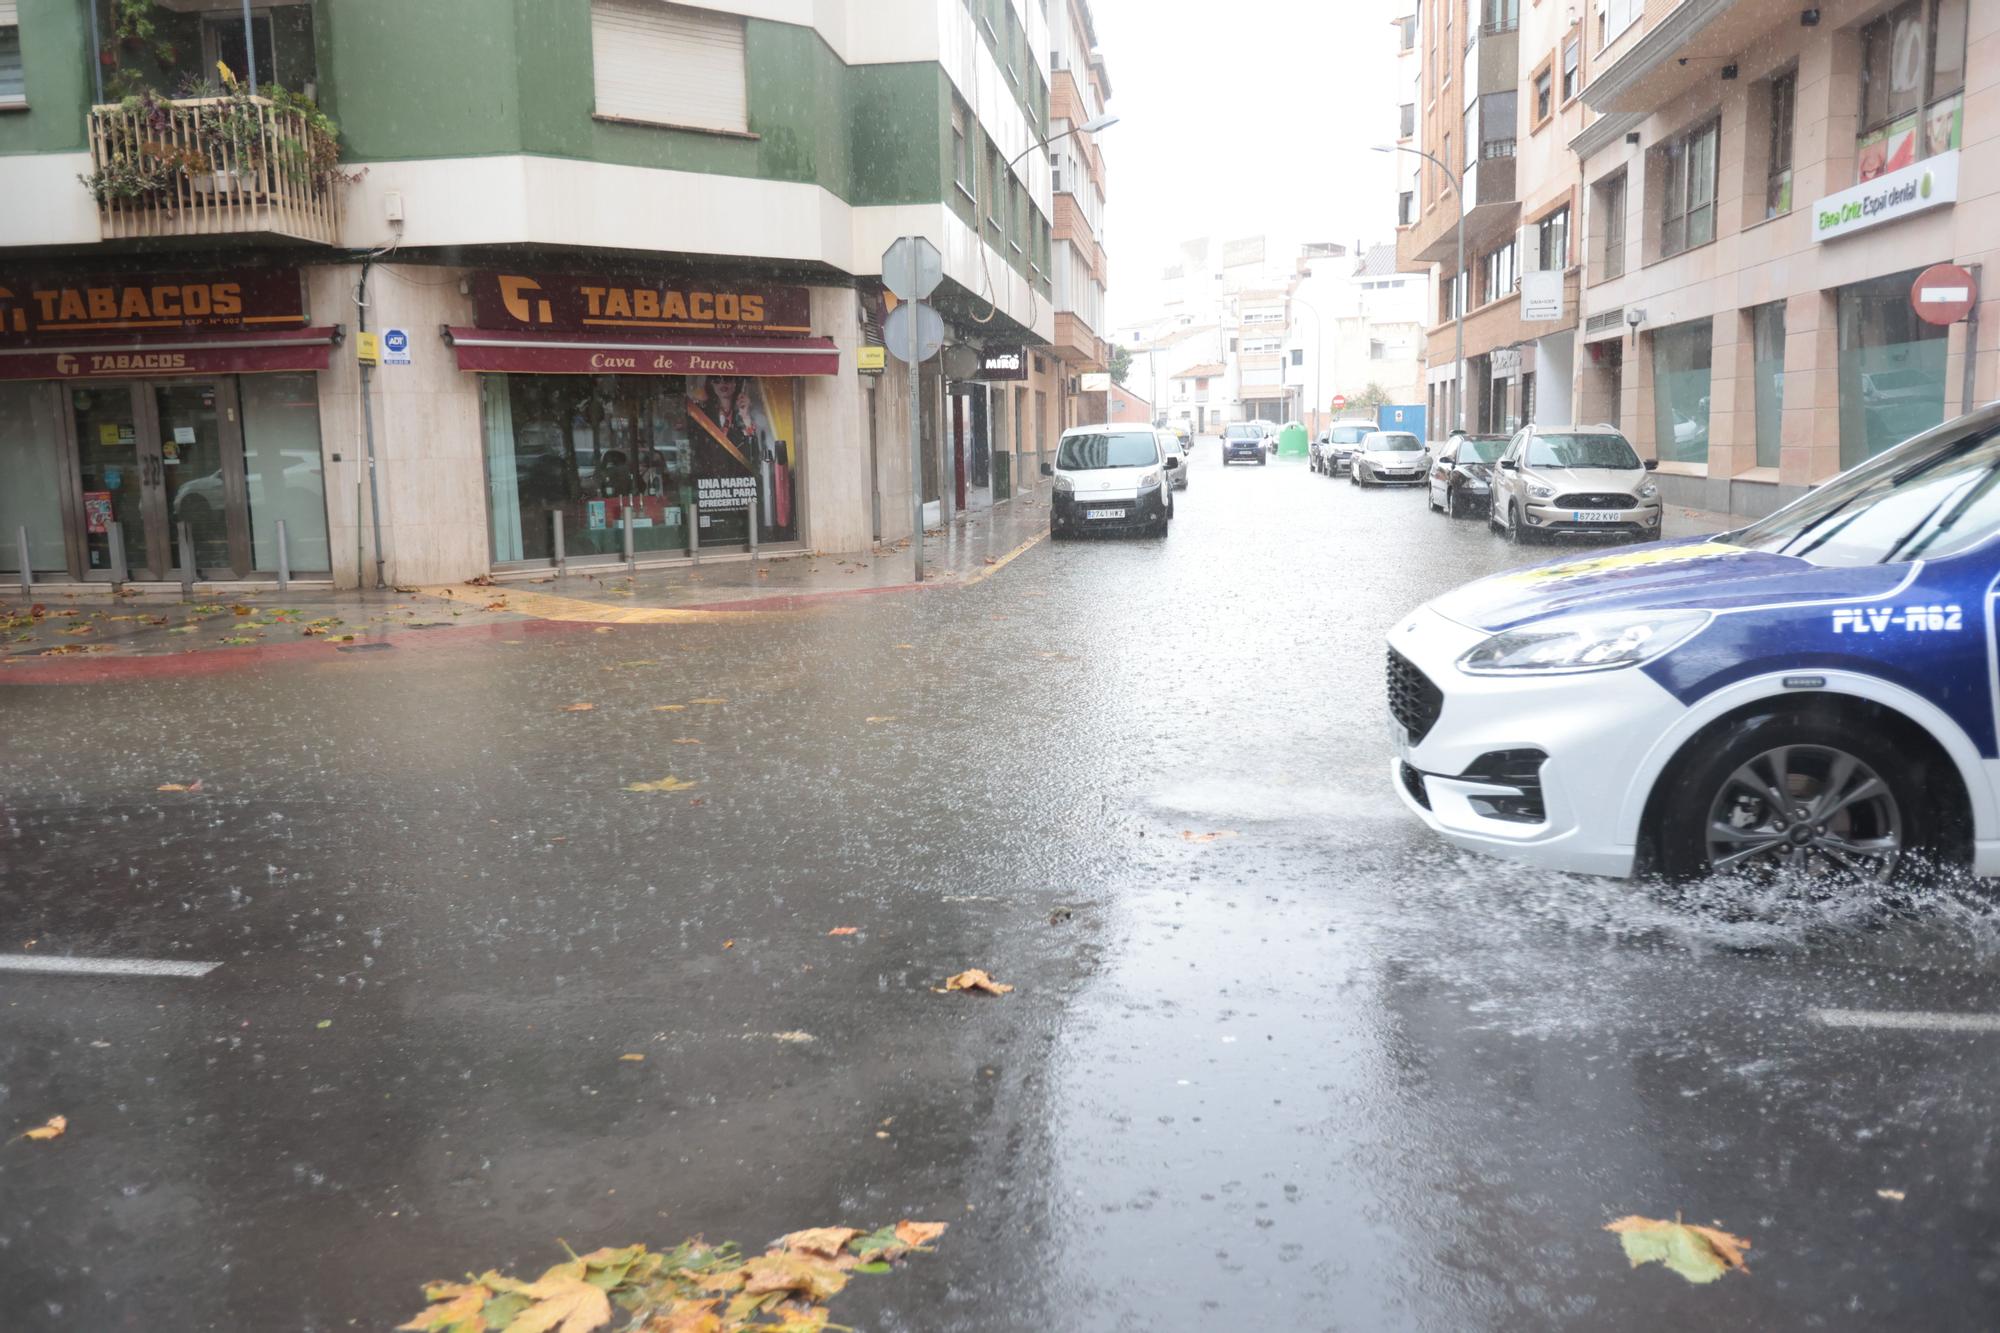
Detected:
[1400,761,1431,810]
[1386,649,1443,744]
[1552,492,1636,509]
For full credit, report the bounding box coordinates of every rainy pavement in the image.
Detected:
[5,443,2000,1331]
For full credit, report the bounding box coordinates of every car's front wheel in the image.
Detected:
[1504,501,1529,543]
[1654,712,1941,886]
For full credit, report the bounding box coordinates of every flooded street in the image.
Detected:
[6,445,2000,1330]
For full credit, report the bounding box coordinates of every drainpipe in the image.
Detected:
[241,0,259,93]
[355,259,387,589]
[88,1,104,103]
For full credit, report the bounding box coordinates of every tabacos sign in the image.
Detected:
[0,269,306,343]
[1812,151,1959,243]
[472,271,813,336]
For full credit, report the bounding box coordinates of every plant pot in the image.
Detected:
[190,170,244,195]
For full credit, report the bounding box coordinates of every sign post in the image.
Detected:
[882,236,943,581]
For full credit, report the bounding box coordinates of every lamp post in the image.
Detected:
[1374,143,1466,436]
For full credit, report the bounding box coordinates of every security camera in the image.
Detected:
[1625,308,1646,328]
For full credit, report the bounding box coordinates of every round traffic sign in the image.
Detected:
[1911,263,1978,326]
[883,302,945,363]
[1331,393,1348,410]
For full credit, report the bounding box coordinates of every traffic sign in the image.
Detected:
[1331,393,1347,410]
[884,302,944,363]
[882,236,943,301]
[1912,263,1978,327]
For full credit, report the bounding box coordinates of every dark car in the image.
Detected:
[1221,423,1267,465]
[1426,432,1509,517]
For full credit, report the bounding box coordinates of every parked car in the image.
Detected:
[1044,424,1178,537]
[1426,432,1510,517]
[1349,430,1428,486]
[1221,422,1267,465]
[1316,422,1375,476]
[1155,428,1190,491]
[1487,424,1663,544]
[1390,399,2000,887]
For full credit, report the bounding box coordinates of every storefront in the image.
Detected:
[1837,267,1949,470]
[448,271,837,569]
[0,269,334,582]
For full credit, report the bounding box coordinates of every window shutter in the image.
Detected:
[591,0,747,134]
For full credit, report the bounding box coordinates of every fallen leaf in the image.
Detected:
[625,776,698,793]
[722,939,735,950]
[653,704,687,712]
[943,969,1013,996]
[864,716,896,724]
[505,1274,613,1333]
[776,1227,859,1259]
[892,1221,948,1249]
[1877,1188,1905,1201]
[672,737,703,745]
[562,702,596,712]
[228,603,253,616]
[620,1053,645,1063]
[1180,830,1239,844]
[483,600,509,611]
[740,1252,849,1303]
[396,1281,490,1331]
[1605,1215,1751,1284]
[316,1019,332,1029]
[893,643,914,649]
[20,1114,66,1142]
[827,927,858,936]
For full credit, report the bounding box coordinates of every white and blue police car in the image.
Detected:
[1389,401,2000,886]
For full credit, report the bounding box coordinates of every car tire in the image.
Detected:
[1505,502,1528,543]
[1257,456,1266,466]
[1427,487,1441,513]
[1653,710,1947,887]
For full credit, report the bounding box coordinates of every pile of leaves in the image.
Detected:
[400,1221,945,1332]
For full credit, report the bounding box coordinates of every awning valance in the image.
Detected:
[444,327,839,377]
[0,326,339,381]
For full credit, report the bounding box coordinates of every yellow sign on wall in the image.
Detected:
[857,345,886,373]
[354,331,381,366]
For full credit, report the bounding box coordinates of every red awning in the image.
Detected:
[444,327,840,377]
[0,326,339,381]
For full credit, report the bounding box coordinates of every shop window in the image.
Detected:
[1591,170,1626,281]
[1651,319,1713,465]
[239,373,331,572]
[591,0,748,134]
[1838,269,1948,468]
[0,2,24,107]
[1561,33,1580,102]
[1765,70,1796,218]
[0,383,65,572]
[1857,0,1967,183]
[1656,118,1718,259]
[1751,302,1787,470]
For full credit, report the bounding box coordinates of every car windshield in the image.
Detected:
[1331,427,1371,444]
[1526,433,1640,470]
[1725,417,2000,567]
[1057,431,1158,470]
[1225,425,1261,440]
[1461,439,1506,463]
[1370,433,1422,452]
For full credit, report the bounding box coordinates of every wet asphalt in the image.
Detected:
[5,442,2000,1331]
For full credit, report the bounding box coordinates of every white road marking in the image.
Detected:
[0,956,219,979]
[1813,1008,2000,1033]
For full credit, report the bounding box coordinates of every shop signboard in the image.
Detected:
[1812,151,1959,243]
[1521,270,1565,322]
[0,269,306,343]
[471,271,814,337]
[978,347,1028,380]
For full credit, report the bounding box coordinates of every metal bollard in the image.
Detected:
[177,520,195,599]
[622,507,635,573]
[16,526,31,596]
[687,497,701,565]
[551,509,566,576]
[108,521,128,590]
[275,518,290,592]
[748,491,759,560]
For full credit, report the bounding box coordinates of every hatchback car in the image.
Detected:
[1426,432,1509,517]
[1319,422,1375,477]
[1389,400,2000,887]
[1350,430,1428,486]
[1045,425,1178,537]
[1221,423,1267,465]
[1156,429,1190,491]
[1488,425,1663,543]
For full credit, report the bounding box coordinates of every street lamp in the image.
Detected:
[1010,113,1121,169]
[1373,143,1466,436]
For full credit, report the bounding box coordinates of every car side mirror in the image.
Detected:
[1163,456,1179,468]
[1039,462,1052,476]
[1499,458,1519,471]
[1643,458,1659,471]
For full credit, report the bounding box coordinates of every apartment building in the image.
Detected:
[1048,0,1112,436]
[1284,244,1430,433]
[1571,0,1994,516]
[0,0,1074,589]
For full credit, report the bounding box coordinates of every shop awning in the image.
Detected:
[0,326,339,381]
[444,327,840,377]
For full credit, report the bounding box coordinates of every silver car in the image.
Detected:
[1349,430,1428,486]
[1155,429,1190,490]
[1487,424,1664,543]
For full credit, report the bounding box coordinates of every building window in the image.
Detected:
[1592,170,1626,281]
[1481,241,1517,302]
[1290,348,1305,367]
[1442,133,1452,194]
[0,3,22,108]
[1657,118,1719,258]
[1400,102,1416,138]
[1751,302,1787,470]
[1399,190,1415,225]
[1532,62,1553,128]
[1857,0,1967,183]
[1838,268,1949,467]
[1399,14,1417,49]
[1480,0,1519,34]
[1651,320,1713,466]
[1599,0,1640,47]
[1480,91,1517,158]
[1766,70,1796,218]
[986,145,1003,228]
[591,0,749,134]
[1370,339,1388,359]
[1535,205,1569,271]
[952,99,972,195]
[1561,33,1580,102]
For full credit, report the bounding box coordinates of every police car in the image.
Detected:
[1389,402,2000,886]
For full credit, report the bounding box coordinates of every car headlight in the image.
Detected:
[1639,481,1659,499]
[1527,482,1556,500]
[1137,470,1163,492]
[1053,476,1075,495]
[1458,610,1712,675]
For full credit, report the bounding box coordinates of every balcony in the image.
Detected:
[85,95,344,246]
[1400,152,1518,267]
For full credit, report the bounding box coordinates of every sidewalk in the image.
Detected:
[0,492,1056,667]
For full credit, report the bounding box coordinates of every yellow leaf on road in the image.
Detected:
[505,1274,613,1333]
[562,702,596,712]
[620,1053,645,1062]
[1180,830,1238,843]
[943,969,1013,995]
[690,697,728,705]
[827,927,858,936]
[21,1114,66,1141]
[625,776,698,793]
[156,781,203,793]
[396,1281,490,1330]
[865,716,896,724]
[672,737,703,745]
[776,1226,859,1258]
[740,1252,849,1302]
[1604,1215,1751,1284]
[893,1220,948,1248]
[653,704,687,711]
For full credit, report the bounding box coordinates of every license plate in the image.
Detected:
[1574,510,1620,522]
[1085,508,1127,520]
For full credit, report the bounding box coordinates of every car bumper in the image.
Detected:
[1053,489,1169,529]
[1385,604,1688,877]
[1521,502,1663,538]
[1223,446,1263,460]
[1359,462,1426,483]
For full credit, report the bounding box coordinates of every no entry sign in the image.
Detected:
[1331,393,1348,410]
[1911,263,1978,326]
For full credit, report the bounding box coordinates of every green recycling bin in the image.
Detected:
[1278,423,1310,459]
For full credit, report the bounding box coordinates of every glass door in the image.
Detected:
[153,381,249,576]
[69,383,159,578]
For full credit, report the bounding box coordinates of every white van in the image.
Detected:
[1042,424,1179,538]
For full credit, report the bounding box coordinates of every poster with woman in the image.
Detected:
[685,376,798,543]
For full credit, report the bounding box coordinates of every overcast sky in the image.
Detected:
[1090,0,1407,327]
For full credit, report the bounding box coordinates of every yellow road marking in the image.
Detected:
[960,528,1048,585]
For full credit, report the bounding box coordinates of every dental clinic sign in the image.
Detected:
[1812,151,1959,243]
